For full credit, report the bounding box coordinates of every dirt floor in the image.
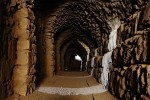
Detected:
[7,72,118,100]
[18,91,117,100]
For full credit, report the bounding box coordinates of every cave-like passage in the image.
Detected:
[62,41,88,72]
[33,0,117,98]
[3,0,150,99]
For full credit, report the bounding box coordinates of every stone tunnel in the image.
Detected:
[0,0,150,100]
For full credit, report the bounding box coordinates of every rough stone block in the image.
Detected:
[45,51,55,60]
[94,56,102,68]
[112,34,149,67]
[16,51,29,65]
[13,8,30,39]
[15,8,28,19]
[13,74,27,83]
[17,40,30,50]
[13,83,27,96]
[13,66,29,77]
[12,25,30,39]
[13,74,35,96]
[109,64,150,99]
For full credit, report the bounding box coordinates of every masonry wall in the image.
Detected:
[89,0,150,99]
[0,0,36,99]
[109,1,150,99]
[0,0,17,99]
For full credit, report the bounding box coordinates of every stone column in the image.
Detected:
[44,15,56,77]
[44,33,55,77]
[12,1,36,96]
[55,44,61,72]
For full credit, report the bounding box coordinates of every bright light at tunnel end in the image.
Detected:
[75,54,82,61]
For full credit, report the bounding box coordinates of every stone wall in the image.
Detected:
[112,33,150,67]
[0,0,36,99]
[109,1,150,99]
[109,64,150,99]
[0,0,149,99]
[93,56,103,82]
[0,0,17,99]
[87,1,150,99]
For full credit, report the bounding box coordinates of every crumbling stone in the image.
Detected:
[112,34,149,67]
[109,64,150,99]
[0,0,150,100]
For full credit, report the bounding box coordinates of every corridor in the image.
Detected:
[0,0,150,100]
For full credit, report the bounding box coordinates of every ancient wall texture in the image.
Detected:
[42,1,150,99]
[0,0,36,99]
[11,0,36,96]
[109,1,150,99]
[91,0,150,99]
[0,0,150,100]
[0,0,17,99]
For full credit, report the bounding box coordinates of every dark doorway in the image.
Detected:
[69,54,82,71]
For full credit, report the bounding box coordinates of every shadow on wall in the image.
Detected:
[35,33,47,86]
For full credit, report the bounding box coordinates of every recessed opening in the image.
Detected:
[67,54,82,71]
[75,54,82,61]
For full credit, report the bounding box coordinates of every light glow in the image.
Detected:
[101,18,120,88]
[108,18,121,51]
[75,54,82,61]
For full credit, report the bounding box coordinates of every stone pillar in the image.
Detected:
[44,33,55,77]
[55,44,61,72]
[12,1,36,96]
[61,42,73,71]
[44,15,56,77]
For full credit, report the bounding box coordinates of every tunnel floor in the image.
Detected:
[9,72,117,100]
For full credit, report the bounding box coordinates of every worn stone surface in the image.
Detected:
[11,0,36,97]
[93,68,103,83]
[109,1,150,99]
[112,34,149,67]
[0,0,150,100]
[109,64,150,99]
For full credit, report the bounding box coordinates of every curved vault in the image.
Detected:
[63,41,87,71]
[0,0,149,98]
[41,0,148,75]
[54,28,93,72]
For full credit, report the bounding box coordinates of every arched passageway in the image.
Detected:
[0,0,150,100]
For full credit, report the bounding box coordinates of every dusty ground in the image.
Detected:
[7,72,117,100]
[38,73,98,87]
[18,91,117,100]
